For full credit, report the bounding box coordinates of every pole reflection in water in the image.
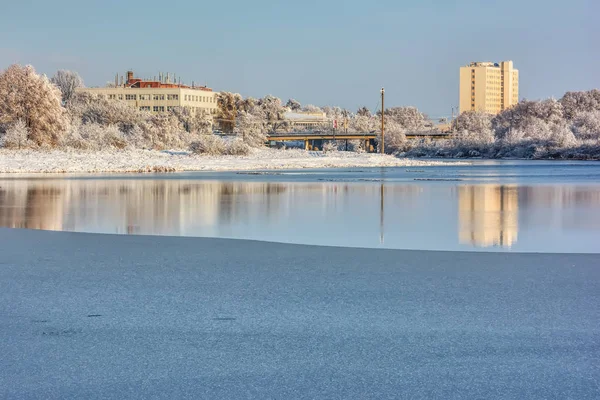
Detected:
[0,178,599,252]
[380,182,385,245]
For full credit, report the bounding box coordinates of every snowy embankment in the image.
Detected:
[0,148,463,173]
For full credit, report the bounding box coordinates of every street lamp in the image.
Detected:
[380,88,385,154]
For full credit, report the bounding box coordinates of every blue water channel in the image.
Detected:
[1,160,599,253]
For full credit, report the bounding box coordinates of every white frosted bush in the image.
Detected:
[1,120,34,149]
[63,123,127,150]
[224,139,251,155]
[190,135,226,155]
[348,140,365,153]
[322,141,337,153]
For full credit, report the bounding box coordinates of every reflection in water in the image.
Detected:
[458,185,519,248]
[0,178,599,252]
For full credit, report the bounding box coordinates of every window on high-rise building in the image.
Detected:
[125,94,136,100]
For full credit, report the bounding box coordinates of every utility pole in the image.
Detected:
[380,88,385,154]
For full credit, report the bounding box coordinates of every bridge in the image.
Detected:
[266,131,451,151]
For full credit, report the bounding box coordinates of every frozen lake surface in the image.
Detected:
[0,229,599,399]
[1,160,599,252]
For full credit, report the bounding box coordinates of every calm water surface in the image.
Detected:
[1,160,599,253]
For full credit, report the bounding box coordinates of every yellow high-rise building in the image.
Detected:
[459,61,519,114]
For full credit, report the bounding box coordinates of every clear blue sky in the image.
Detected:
[0,0,597,118]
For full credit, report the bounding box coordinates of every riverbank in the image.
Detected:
[1,229,598,399]
[0,148,462,174]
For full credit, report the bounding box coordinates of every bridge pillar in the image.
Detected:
[304,139,309,151]
[365,139,370,152]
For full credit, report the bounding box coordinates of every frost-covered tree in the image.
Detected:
[379,118,410,154]
[69,92,147,134]
[572,110,600,140]
[256,95,285,131]
[51,70,84,104]
[237,97,257,113]
[384,107,428,132]
[454,111,494,139]
[62,122,127,150]
[145,113,191,149]
[236,111,267,147]
[286,98,301,111]
[170,107,212,134]
[302,104,322,113]
[492,99,565,141]
[322,106,343,119]
[0,64,68,147]
[451,112,494,151]
[349,114,376,133]
[560,90,600,120]
[0,120,32,149]
[216,92,242,132]
[356,106,372,117]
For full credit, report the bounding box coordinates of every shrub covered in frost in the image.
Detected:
[62,122,127,150]
[68,92,148,134]
[0,120,34,149]
[224,139,251,155]
[322,141,337,153]
[190,135,226,155]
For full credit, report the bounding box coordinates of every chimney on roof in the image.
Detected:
[126,70,134,84]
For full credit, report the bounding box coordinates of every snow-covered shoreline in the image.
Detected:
[0,148,465,174]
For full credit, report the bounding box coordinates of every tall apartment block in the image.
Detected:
[459,61,519,114]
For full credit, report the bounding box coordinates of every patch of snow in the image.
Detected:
[0,148,468,174]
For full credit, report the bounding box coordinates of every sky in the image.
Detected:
[0,0,597,119]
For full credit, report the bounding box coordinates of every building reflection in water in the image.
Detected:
[458,185,519,248]
[1,178,598,251]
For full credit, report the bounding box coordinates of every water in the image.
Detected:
[1,160,599,253]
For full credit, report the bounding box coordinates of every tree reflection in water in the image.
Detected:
[0,178,599,251]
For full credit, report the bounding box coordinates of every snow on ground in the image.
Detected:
[0,148,466,174]
[1,229,599,399]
